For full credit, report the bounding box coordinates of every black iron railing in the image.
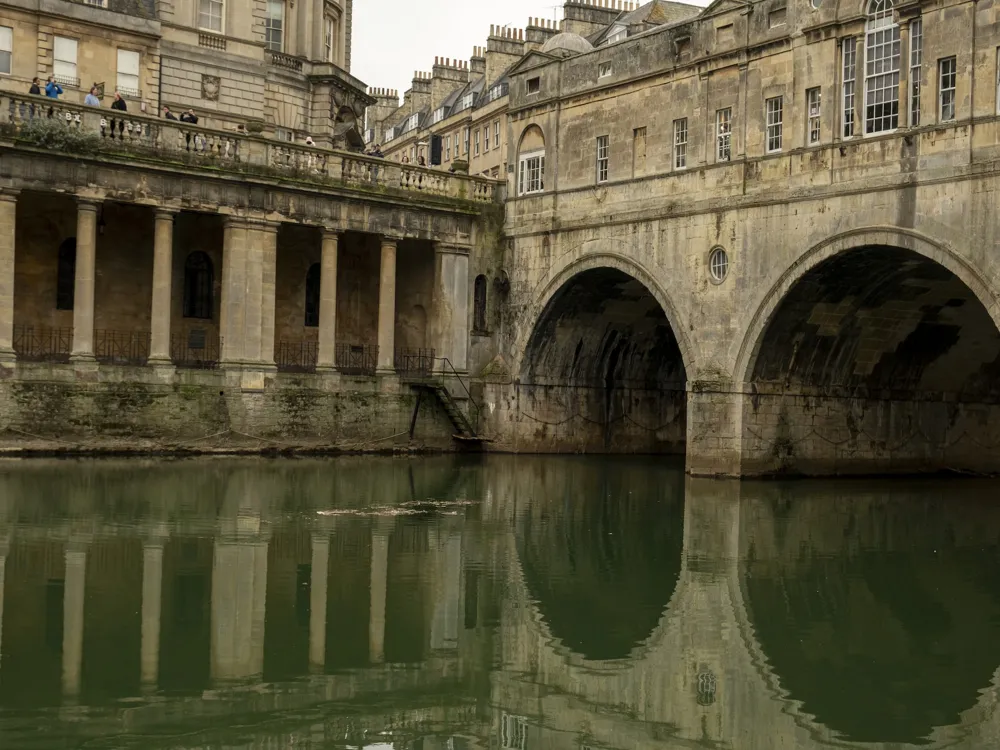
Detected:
[13,325,72,363]
[395,347,435,376]
[335,343,377,376]
[94,329,150,366]
[275,340,318,373]
[171,328,220,369]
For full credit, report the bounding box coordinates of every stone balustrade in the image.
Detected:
[0,90,502,204]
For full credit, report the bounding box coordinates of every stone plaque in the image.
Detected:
[201,74,220,101]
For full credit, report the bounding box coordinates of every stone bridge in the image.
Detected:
[486,0,1000,477]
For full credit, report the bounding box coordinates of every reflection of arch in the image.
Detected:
[473,274,487,333]
[304,263,320,327]
[182,251,214,320]
[734,227,1000,385]
[56,238,76,310]
[513,252,694,379]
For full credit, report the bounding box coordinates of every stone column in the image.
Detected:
[220,217,247,365]
[316,229,340,371]
[369,520,391,664]
[0,191,18,364]
[376,238,397,374]
[148,209,176,367]
[62,543,87,697]
[70,199,99,363]
[141,540,165,688]
[308,533,329,671]
[312,0,325,62]
[260,222,278,368]
[430,528,462,651]
[242,222,264,365]
[337,6,347,67]
[0,537,8,663]
[210,537,269,681]
[431,244,471,374]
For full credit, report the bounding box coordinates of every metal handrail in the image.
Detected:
[434,356,480,432]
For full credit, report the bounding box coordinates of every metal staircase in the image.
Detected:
[407,358,487,446]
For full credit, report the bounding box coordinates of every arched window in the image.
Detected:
[864,0,900,133]
[56,238,76,310]
[517,125,546,196]
[473,274,488,333]
[183,251,214,320]
[304,263,320,327]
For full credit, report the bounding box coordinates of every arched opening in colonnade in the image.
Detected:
[517,267,688,454]
[743,244,1000,476]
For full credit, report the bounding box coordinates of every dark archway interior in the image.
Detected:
[523,268,687,390]
[752,247,1000,397]
[517,457,685,660]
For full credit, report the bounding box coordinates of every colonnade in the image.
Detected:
[0,190,472,375]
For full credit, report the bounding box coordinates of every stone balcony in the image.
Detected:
[0,90,503,208]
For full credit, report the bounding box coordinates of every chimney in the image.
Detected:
[525,16,560,50]
[562,0,622,37]
[486,23,526,85]
[430,55,471,111]
[470,44,487,76]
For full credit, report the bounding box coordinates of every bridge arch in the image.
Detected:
[734,227,1000,475]
[511,252,691,454]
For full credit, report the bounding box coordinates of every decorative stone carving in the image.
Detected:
[201,74,220,101]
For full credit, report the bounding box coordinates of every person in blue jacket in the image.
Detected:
[44,75,62,99]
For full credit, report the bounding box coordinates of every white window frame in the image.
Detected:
[716,108,731,162]
[494,120,500,148]
[0,26,12,76]
[842,36,857,137]
[910,19,922,125]
[324,16,335,62]
[606,26,626,45]
[807,87,821,144]
[673,118,688,169]
[939,56,956,122]
[198,0,224,33]
[445,134,451,161]
[596,134,609,183]
[518,150,544,195]
[765,96,783,153]
[461,92,475,110]
[599,62,612,79]
[431,107,445,125]
[116,49,140,98]
[53,36,78,86]
[474,129,481,156]
[463,126,470,155]
[864,0,900,135]
[265,0,284,52]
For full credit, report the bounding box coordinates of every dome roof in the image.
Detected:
[541,32,594,57]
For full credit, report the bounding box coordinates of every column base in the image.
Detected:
[377,371,400,394]
[69,353,97,365]
[315,366,342,392]
[147,356,174,369]
[0,348,16,364]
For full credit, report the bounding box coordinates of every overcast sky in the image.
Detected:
[352,0,708,100]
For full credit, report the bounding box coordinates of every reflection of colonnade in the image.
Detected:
[0,515,474,706]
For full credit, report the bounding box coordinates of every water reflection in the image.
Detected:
[0,457,999,749]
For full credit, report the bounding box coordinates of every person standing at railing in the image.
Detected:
[84,86,100,107]
[29,77,40,95]
[162,105,177,120]
[44,75,62,99]
[109,90,127,139]
[179,108,199,151]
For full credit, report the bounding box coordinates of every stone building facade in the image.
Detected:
[478,0,1000,476]
[0,0,364,143]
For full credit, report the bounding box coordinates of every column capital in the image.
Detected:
[76,197,100,212]
[153,207,179,220]
[434,242,471,256]
[0,189,20,203]
[321,226,342,240]
[380,235,400,249]
[247,218,280,233]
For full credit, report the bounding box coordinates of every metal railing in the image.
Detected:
[275,340,318,373]
[436,356,481,432]
[94,329,150,366]
[12,325,72,363]
[335,343,377,376]
[170,329,220,369]
[395,347,435,376]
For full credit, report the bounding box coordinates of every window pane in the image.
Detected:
[0,26,12,54]
[54,37,77,63]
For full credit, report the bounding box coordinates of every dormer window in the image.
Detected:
[431,107,446,124]
[461,92,476,110]
[606,25,626,45]
[526,77,540,95]
[404,113,419,132]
